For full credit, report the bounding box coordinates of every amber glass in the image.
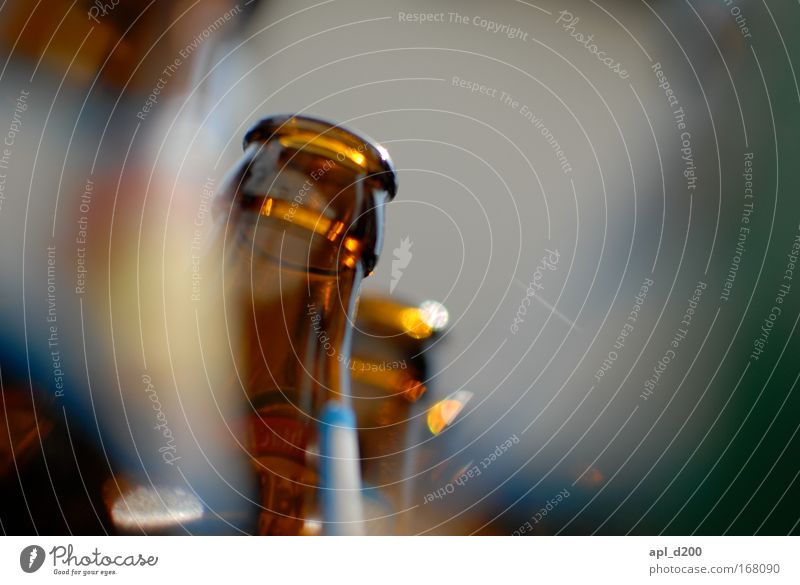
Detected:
[348,296,448,531]
[211,114,396,534]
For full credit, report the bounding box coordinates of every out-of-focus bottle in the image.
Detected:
[349,296,448,533]
[209,114,396,535]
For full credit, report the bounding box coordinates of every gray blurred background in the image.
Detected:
[1,0,798,535]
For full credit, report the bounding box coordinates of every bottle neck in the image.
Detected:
[238,251,363,414]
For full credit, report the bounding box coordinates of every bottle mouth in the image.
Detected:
[243,114,397,200]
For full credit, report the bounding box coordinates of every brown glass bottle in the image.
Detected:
[210,115,396,535]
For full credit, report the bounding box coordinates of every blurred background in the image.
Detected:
[0,0,798,535]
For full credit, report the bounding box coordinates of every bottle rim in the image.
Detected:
[243,114,397,200]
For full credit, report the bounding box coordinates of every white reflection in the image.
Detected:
[111,486,204,530]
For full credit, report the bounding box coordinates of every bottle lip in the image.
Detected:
[243,114,398,200]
